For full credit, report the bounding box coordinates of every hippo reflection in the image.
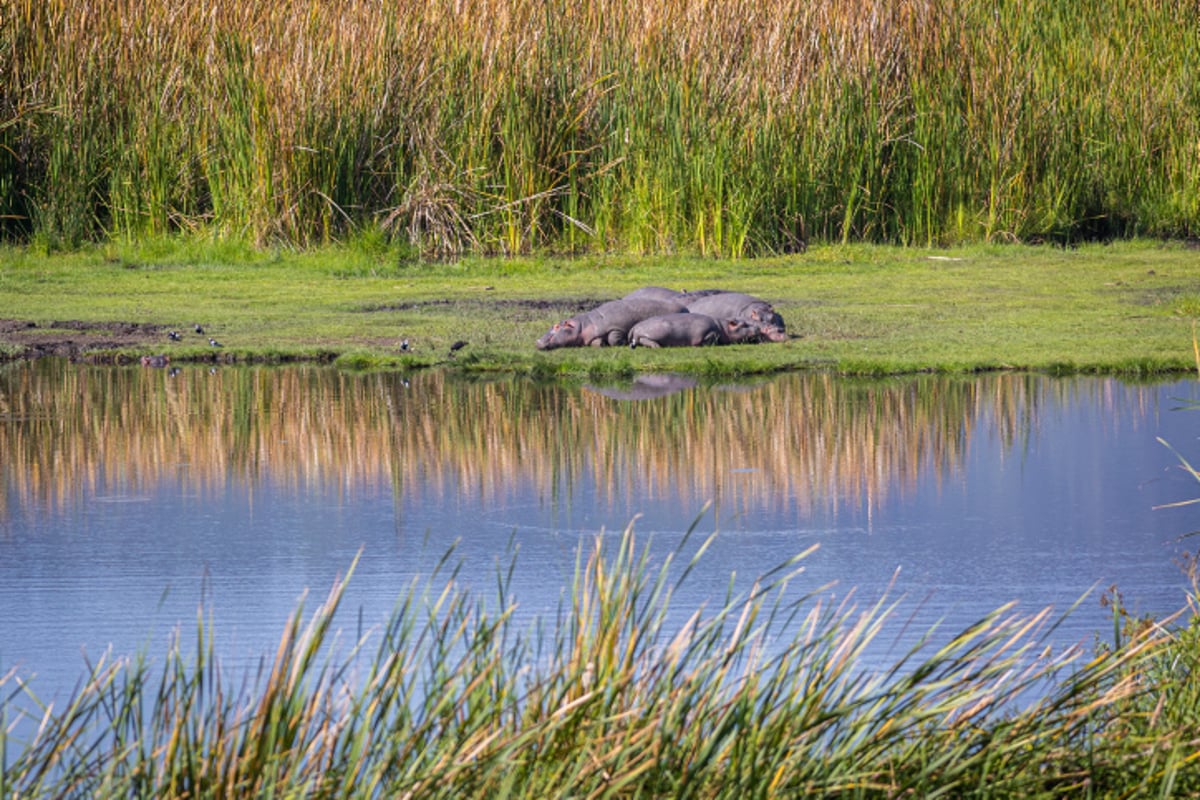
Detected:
[583,373,699,401]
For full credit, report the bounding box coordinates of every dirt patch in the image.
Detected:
[358,297,610,313]
[1128,283,1200,308]
[0,319,173,362]
[356,297,614,324]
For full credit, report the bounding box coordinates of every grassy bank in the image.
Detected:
[1,240,1199,377]
[3,0,1199,253]
[2,526,1198,797]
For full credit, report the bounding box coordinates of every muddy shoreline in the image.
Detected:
[0,319,335,363]
[0,296,616,364]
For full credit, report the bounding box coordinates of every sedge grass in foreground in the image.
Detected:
[2,526,1198,798]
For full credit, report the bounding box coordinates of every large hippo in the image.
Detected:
[622,286,686,303]
[681,291,789,342]
[536,297,687,350]
[627,313,765,348]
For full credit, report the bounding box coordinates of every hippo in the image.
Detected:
[622,286,686,303]
[536,297,687,350]
[681,291,788,342]
[627,313,766,348]
[140,354,170,368]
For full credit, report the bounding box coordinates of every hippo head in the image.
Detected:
[723,319,765,344]
[535,319,579,351]
[744,306,787,341]
[535,324,559,350]
[747,306,786,329]
[759,323,789,342]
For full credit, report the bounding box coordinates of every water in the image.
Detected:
[1,360,1197,703]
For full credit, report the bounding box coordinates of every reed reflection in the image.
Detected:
[0,361,1142,531]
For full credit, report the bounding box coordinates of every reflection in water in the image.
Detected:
[0,361,1078,528]
[584,373,698,400]
[0,360,1193,703]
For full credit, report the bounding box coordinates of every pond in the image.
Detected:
[1,360,1197,703]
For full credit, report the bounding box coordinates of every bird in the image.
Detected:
[400,338,410,352]
[449,340,468,357]
[209,337,222,347]
[168,330,181,341]
[194,324,205,334]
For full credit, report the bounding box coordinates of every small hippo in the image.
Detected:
[681,290,788,342]
[140,354,170,368]
[628,313,765,348]
[536,297,687,350]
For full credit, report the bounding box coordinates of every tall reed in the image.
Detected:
[3,0,1199,253]
[2,525,1198,797]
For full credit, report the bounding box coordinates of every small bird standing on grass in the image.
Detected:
[209,337,222,348]
[400,338,410,352]
[168,330,181,341]
[449,340,468,357]
[194,324,205,335]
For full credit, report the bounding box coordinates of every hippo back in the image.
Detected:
[588,297,688,346]
[537,296,687,349]
[622,286,686,303]
[628,312,722,348]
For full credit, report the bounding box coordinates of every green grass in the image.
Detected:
[2,524,1198,797]
[1,239,1199,377]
